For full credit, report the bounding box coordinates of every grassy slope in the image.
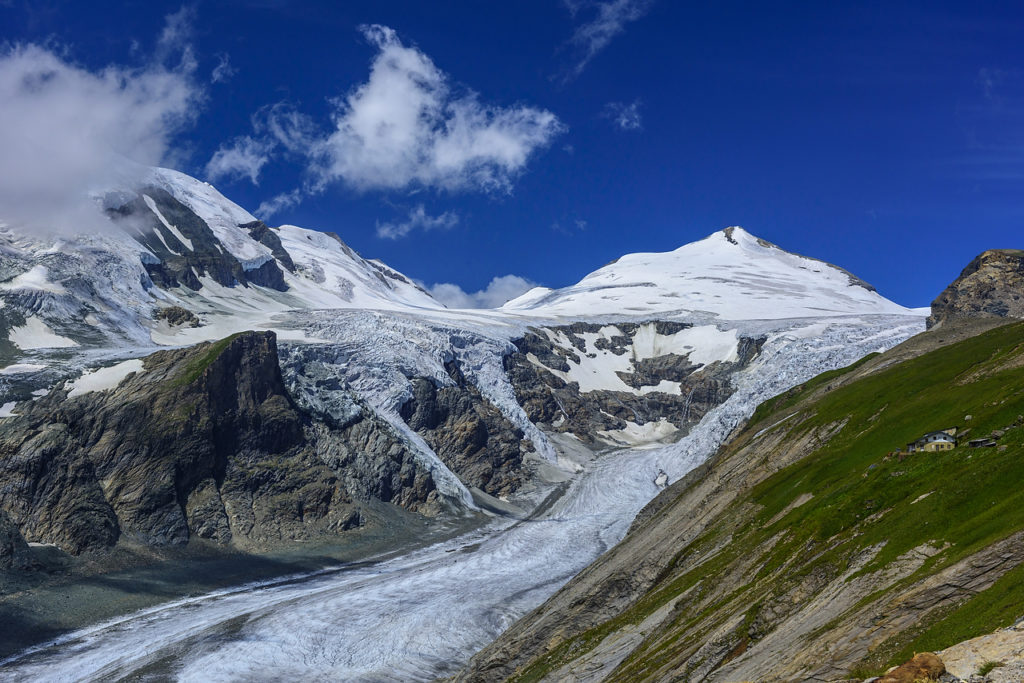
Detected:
[514,321,1024,681]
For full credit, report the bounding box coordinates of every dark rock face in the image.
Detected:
[108,188,288,293]
[110,187,248,290]
[928,249,1024,329]
[0,509,31,570]
[400,361,526,497]
[153,305,200,328]
[503,323,766,447]
[241,220,296,273]
[0,332,440,554]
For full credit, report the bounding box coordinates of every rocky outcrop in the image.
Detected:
[401,361,527,498]
[153,305,200,328]
[0,509,31,570]
[503,323,765,447]
[878,652,944,682]
[928,249,1024,329]
[940,619,1024,680]
[108,187,289,293]
[0,332,441,554]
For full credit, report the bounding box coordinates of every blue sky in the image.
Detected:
[2,1,1022,308]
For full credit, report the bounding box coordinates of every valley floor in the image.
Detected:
[0,501,477,661]
[0,432,689,682]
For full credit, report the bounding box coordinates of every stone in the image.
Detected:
[877,652,945,683]
[928,249,1024,329]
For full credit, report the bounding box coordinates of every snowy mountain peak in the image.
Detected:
[503,226,915,320]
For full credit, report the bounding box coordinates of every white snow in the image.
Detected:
[0,363,46,374]
[523,323,740,395]
[633,324,739,365]
[0,265,67,294]
[503,227,922,320]
[597,418,680,447]
[148,167,272,268]
[143,194,194,251]
[8,317,78,349]
[0,401,16,418]
[66,359,144,398]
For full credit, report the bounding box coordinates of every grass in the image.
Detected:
[979,660,1006,676]
[170,333,241,388]
[513,322,1024,682]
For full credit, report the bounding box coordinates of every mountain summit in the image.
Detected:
[504,226,913,319]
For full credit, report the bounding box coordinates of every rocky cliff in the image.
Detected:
[928,249,1024,329]
[0,331,442,554]
[456,318,1024,682]
[503,322,765,449]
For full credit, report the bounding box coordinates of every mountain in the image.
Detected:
[503,226,912,319]
[456,292,1024,682]
[927,248,1024,329]
[0,167,929,672]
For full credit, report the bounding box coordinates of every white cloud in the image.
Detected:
[603,99,642,130]
[427,274,537,309]
[0,10,201,234]
[313,25,565,193]
[211,53,236,83]
[212,25,564,215]
[205,135,273,184]
[376,204,459,239]
[561,0,654,81]
[205,102,319,187]
[256,102,320,154]
[256,188,305,218]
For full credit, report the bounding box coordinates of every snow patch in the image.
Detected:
[0,363,46,375]
[67,359,145,398]
[9,317,78,349]
[0,401,17,418]
[0,265,67,295]
[598,418,680,447]
[143,194,194,251]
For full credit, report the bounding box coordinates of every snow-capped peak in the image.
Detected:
[503,226,916,320]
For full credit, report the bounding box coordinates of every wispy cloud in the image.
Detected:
[0,7,201,234]
[212,25,565,219]
[206,135,273,184]
[256,188,305,218]
[603,99,642,130]
[206,102,319,187]
[559,0,655,82]
[211,53,236,83]
[949,67,1024,184]
[427,274,537,309]
[376,204,459,239]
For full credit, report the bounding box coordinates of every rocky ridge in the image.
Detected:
[0,331,443,554]
[928,249,1024,329]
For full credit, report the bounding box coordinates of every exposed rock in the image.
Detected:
[939,620,1024,680]
[928,249,1024,329]
[109,187,248,290]
[400,361,526,497]
[241,220,296,273]
[503,324,765,447]
[153,305,200,328]
[878,652,945,682]
[0,509,31,570]
[0,332,441,554]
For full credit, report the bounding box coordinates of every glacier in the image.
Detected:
[0,314,923,682]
